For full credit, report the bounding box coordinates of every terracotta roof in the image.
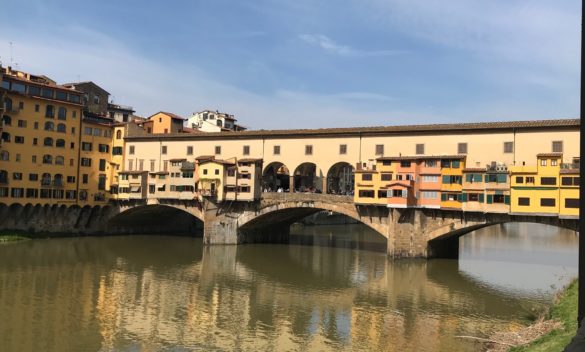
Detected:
[125,119,579,141]
[195,155,215,161]
[149,171,169,175]
[355,170,378,173]
[387,181,413,188]
[199,158,235,166]
[119,170,148,175]
[560,169,579,174]
[377,155,466,161]
[537,152,563,157]
[463,168,486,172]
[169,158,187,163]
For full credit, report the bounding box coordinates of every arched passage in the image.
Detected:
[326,162,354,195]
[108,204,204,236]
[262,162,290,192]
[293,162,323,192]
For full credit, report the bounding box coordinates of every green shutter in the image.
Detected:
[461,193,467,202]
[479,193,485,203]
[497,174,507,183]
[441,193,447,201]
[442,175,450,184]
[504,195,510,205]
[465,174,473,182]
[484,175,489,182]
[452,160,460,168]
[487,194,493,204]
[474,174,483,183]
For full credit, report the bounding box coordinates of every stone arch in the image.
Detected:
[292,162,324,192]
[325,162,354,195]
[262,161,290,192]
[108,204,204,235]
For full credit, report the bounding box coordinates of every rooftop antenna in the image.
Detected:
[9,41,13,67]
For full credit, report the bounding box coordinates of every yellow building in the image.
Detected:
[559,167,579,218]
[1,66,83,205]
[225,158,263,201]
[440,156,465,210]
[509,153,562,215]
[354,158,397,205]
[196,157,236,201]
[79,114,114,204]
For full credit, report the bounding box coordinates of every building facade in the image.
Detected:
[187,110,246,132]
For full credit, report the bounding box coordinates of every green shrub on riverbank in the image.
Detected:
[510,279,578,352]
[0,234,30,242]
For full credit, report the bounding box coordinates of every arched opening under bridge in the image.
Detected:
[326,162,354,195]
[262,162,290,192]
[108,204,204,236]
[293,162,324,192]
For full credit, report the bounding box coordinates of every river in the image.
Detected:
[0,223,577,351]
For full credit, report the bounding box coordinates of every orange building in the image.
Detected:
[139,111,185,134]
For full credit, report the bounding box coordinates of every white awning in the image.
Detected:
[130,186,140,192]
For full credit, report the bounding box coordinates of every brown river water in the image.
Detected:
[0,223,577,351]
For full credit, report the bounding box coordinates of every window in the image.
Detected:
[32,155,36,163]
[116,130,122,139]
[163,161,168,171]
[93,128,101,137]
[540,198,556,207]
[67,176,76,183]
[162,146,167,154]
[214,169,220,175]
[305,145,313,155]
[29,173,38,181]
[128,160,134,171]
[381,173,392,181]
[425,160,436,167]
[468,193,479,202]
[45,105,55,118]
[504,142,514,153]
[382,160,391,166]
[516,176,524,184]
[81,158,92,167]
[540,159,547,166]
[13,172,22,180]
[129,146,135,155]
[361,174,373,181]
[273,145,280,155]
[57,123,66,133]
[565,198,579,209]
[187,146,193,155]
[55,139,65,148]
[416,144,424,155]
[358,190,375,198]
[17,120,26,128]
[540,177,557,186]
[215,146,221,155]
[57,107,67,120]
[42,155,52,164]
[44,121,54,131]
[34,122,39,129]
[15,136,24,144]
[422,175,438,182]
[99,159,106,171]
[400,161,411,168]
[339,144,347,155]
[84,127,92,135]
[457,143,468,154]
[44,137,53,147]
[93,95,100,104]
[526,176,535,183]
[243,145,250,155]
[82,174,89,184]
[70,142,75,149]
[551,159,558,166]
[422,191,438,199]
[26,189,38,198]
[552,141,563,153]
[203,169,208,175]
[98,175,106,190]
[98,144,109,153]
[375,144,384,155]
[82,142,92,151]
[11,188,24,198]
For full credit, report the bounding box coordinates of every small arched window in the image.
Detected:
[44,137,54,147]
[57,107,67,120]
[1,132,10,142]
[41,173,51,185]
[57,123,66,133]
[0,170,7,183]
[42,155,53,164]
[54,174,63,186]
[45,105,55,118]
[4,98,12,112]
[55,157,64,165]
[44,121,54,131]
[2,115,11,126]
[56,139,65,148]
[116,130,122,139]
[0,151,9,161]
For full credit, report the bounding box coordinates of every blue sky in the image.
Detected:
[0,0,580,129]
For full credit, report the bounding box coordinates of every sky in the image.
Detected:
[0,0,580,129]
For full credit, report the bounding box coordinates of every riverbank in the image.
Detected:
[0,233,30,243]
[486,279,578,352]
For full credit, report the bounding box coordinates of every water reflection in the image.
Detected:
[0,222,578,352]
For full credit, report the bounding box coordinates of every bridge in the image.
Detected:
[108,192,577,258]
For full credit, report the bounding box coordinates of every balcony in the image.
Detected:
[0,177,8,185]
[53,180,64,187]
[41,179,52,186]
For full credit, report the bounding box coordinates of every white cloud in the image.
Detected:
[299,34,406,57]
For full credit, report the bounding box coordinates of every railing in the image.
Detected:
[261,192,353,203]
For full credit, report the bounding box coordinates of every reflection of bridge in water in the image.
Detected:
[0,237,549,351]
[108,192,577,258]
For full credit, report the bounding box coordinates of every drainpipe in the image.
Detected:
[512,127,516,166]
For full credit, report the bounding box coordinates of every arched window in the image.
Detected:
[116,130,122,139]
[0,170,7,183]
[44,137,54,147]
[0,151,9,161]
[4,98,12,112]
[53,174,63,186]
[42,155,53,164]
[57,107,67,120]
[55,156,64,165]
[45,105,55,118]
[55,139,65,148]
[57,123,66,133]
[41,173,51,185]
[2,115,11,126]
[1,132,10,142]
[44,121,54,131]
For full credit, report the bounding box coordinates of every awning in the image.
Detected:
[130,186,140,192]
